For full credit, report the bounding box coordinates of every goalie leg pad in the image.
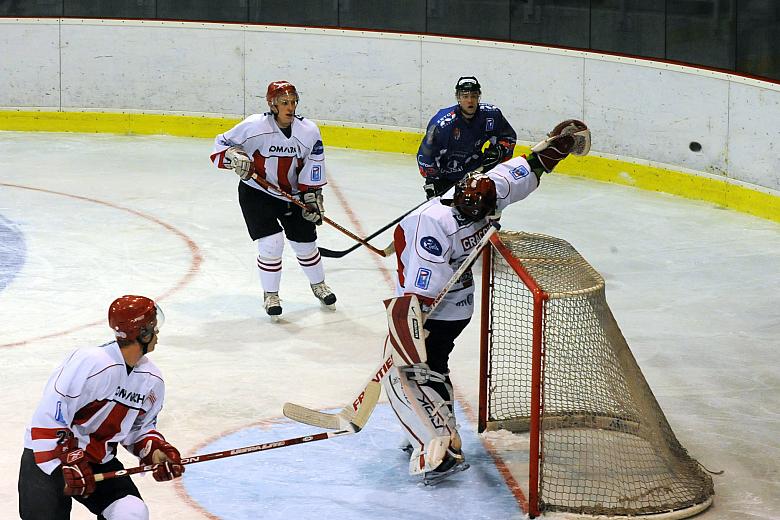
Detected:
[382,363,459,475]
[384,295,427,367]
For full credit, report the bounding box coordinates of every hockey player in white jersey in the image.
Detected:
[211,80,336,317]
[384,120,591,484]
[18,295,184,520]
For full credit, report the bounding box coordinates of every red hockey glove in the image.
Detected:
[137,438,185,482]
[60,448,96,496]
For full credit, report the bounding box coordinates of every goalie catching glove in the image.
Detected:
[529,119,591,173]
[224,146,254,180]
[299,188,324,225]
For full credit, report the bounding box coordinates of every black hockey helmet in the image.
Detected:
[455,76,481,95]
[453,174,497,221]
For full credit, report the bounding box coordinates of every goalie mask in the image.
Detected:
[453,174,497,221]
[108,295,164,345]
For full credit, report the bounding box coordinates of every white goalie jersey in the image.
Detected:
[394,155,540,321]
[211,112,326,198]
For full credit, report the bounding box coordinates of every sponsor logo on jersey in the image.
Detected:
[311,164,322,182]
[268,145,297,154]
[415,268,432,290]
[114,386,146,405]
[312,140,324,155]
[418,155,434,168]
[455,294,474,307]
[460,224,491,250]
[486,118,495,131]
[509,164,530,179]
[453,127,461,140]
[437,111,456,127]
[419,236,443,256]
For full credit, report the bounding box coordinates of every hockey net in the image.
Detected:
[478,230,714,518]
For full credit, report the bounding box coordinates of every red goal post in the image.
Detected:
[478,230,714,519]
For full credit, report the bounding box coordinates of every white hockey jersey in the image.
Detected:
[24,341,166,474]
[211,112,326,199]
[394,155,539,321]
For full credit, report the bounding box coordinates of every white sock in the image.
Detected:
[288,240,324,284]
[256,232,284,292]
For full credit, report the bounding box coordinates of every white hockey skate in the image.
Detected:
[422,450,469,486]
[263,291,282,317]
[310,281,336,307]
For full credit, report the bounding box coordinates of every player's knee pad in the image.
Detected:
[101,495,149,520]
[382,363,459,475]
[256,231,285,258]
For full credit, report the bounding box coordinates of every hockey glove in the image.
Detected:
[137,437,185,482]
[300,188,324,225]
[224,146,254,181]
[60,448,96,496]
[530,120,590,173]
[480,142,508,172]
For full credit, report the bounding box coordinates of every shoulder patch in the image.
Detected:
[419,236,443,256]
[509,164,530,179]
[311,164,322,182]
[414,268,432,290]
[312,140,324,155]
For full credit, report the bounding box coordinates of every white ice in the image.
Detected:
[0,132,778,519]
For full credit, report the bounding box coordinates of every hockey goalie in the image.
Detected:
[382,119,591,485]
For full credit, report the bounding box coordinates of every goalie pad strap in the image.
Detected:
[382,363,457,475]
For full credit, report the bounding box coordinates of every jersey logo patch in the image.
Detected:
[312,140,324,155]
[486,118,495,131]
[54,401,66,425]
[509,164,530,179]
[414,268,432,290]
[419,236,443,256]
[453,128,461,140]
[311,164,322,182]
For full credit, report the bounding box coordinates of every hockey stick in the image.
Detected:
[93,381,380,482]
[318,199,424,259]
[249,173,393,258]
[283,222,500,429]
[318,179,459,259]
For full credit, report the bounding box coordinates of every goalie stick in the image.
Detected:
[249,173,393,258]
[93,381,381,482]
[318,179,459,259]
[283,222,500,429]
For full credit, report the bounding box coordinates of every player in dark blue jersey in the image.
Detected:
[417,76,517,198]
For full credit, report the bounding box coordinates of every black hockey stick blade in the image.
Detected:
[318,179,459,259]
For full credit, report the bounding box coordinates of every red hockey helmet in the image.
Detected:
[108,295,164,342]
[265,80,299,105]
[453,174,497,220]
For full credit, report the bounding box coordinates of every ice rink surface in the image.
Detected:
[0,131,778,519]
